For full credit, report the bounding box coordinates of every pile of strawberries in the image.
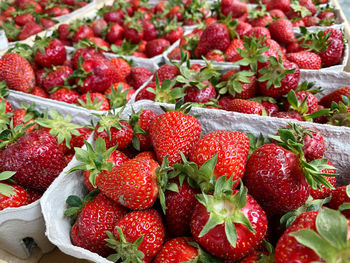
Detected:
[0,38,154,111]
[0,0,91,42]
[54,0,210,58]
[0,86,92,210]
[63,103,350,262]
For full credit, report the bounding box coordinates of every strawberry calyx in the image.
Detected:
[64,189,100,224]
[106,227,145,263]
[280,195,331,229]
[216,70,255,97]
[95,109,128,140]
[110,40,139,56]
[197,177,256,248]
[290,0,312,18]
[338,185,350,213]
[248,1,269,20]
[247,133,270,157]
[67,137,117,188]
[129,108,148,151]
[77,92,103,111]
[258,55,296,89]
[67,19,88,38]
[327,95,350,127]
[74,38,109,52]
[6,43,34,63]
[36,109,83,149]
[105,83,130,109]
[0,81,10,99]
[0,171,16,197]
[1,20,20,42]
[300,28,330,53]
[297,81,322,94]
[270,124,337,190]
[290,207,350,262]
[147,76,185,104]
[234,36,269,73]
[124,16,143,33]
[218,14,239,40]
[0,101,11,130]
[33,35,52,56]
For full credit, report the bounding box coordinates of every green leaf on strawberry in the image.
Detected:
[0,171,16,197]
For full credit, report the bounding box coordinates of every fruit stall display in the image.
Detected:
[0,0,350,262]
[0,0,96,48]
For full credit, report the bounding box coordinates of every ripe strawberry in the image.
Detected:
[205,50,225,62]
[283,90,319,114]
[149,106,201,166]
[302,16,320,27]
[72,25,94,43]
[49,88,79,104]
[153,64,179,82]
[246,27,271,39]
[309,161,336,199]
[272,111,304,121]
[87,37,110,50]
[269,9,287,19]
[94,112,133,150]
[328,185,350,218]
[14,14,34,26]
[168,48,190,60]
[126,67,152,90]
[190,130,249,188]
[129,109,157,151]
[123,19,144,44]
[267,0,291,13]
[146,38,170,58]
[42,66,73,92]
[191,178,267,260]
[235,22,253,38]
[153,237,198,263]
[71,47,105,69]
[78,92,110,111]
[0,130,66,191]
[105,82,135,108]
[141,20,157,41]
[106,209,164,262]
[18,21,43,40]
[25,187,43,203]
[12,107,38,133]
[0,53,35,93]
[91,19,108,37]
[0,171,29,210]
[219,70,257,99]
[184,81,216,103]
[319,87,350,108]
[225,39,244,62]
[194,23,230,58]
[286,51,322,70]
[106,23,124,43]
[268,18,295,44]
[228,99,265,115]
[69,193,128,256]
[319,38,344,67]
[33,38,66,68]
[97,157,159,210]
[109,58,131,79]
[164,25,184,44]
[324,28,343,42]
[221,0,248,18]
[275,208,350,262]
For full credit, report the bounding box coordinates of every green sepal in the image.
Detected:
[0,183,16,197]
[105,83,130,110]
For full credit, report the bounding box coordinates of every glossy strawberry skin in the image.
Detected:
[319,86,350,108]
[71,48,105,69]
[319,38,344,67]
[275,211,323,263]
[34,39,67,68]
[184,82,217,103]
[134,110,157,151]
[49,88,80,104]
[269,18,295,44]
[18,21,43,40]
[153,64,179,82]
[0,130,66,191]
[146,38,170,58]
[71,193,128,256]
[309,161,336,200]
[79,93,110,111]
[0,53,35,93]
[302,131,325,162]
[190,130,250,187]
[228,99,265,115]
[153,237,198,263]
[286,51,322,70]
[224,39,244,63]
[42,66,73,92]
[328,185,350,218]
[283,90,319,114]
[126,67,152,90]
[114,209,165,259]
[12,108,37,133]
[0,184,29,211]
[190,192,267,260]
[149,111,201,166]
[96,158,159,210]
[94,121,133,150]
[244,144,310,215]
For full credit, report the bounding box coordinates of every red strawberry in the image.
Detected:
[91,19,108,37]
[221,0,248,18]
[324,28,343,42]
[246,27,271,39]
[49,88,79,104]
[146,38,170,58]
[12,108,38,133]
[141,20,157,41]
[107,209,165,262]
[153,64,179,82]
[42,66,73,92]
[286,51,322,70]
[225,39,244,62]
[328,185,350,218]
[283,90,319,114]
[34,38,66,68]
[149,108,201,166]
[123,20,144,44]
[18,21,43,40]
[78,92,110,111]
[168,48,190,60]
[228,99,265,115]
[268,18,295,44]
[126,67,152,90]
[190,130,250,188]
[45,6,70,17]
[235,22,252,38]
[96,158,159,210]
[269,9,287,19]
[184,81,217,103]
[205,50,225,62]
[272,111,304,121]
[319,38,344,67]
[25,188,43,203]
[109,57,131,80]
[39,18,55,29]
[309,161,336,199]
[0,53,35,93]
[190,179,267,261]
[71,47,105,69]
[31,86,49,98]
[70,193,128,256]
[14,14,34,26]
[72,25,94,43]
[153,237,199,263]
[106,23,124,43]
[57,24,71,41]
[0,130,66,191]
[320,86,350,108]
[267,0,291,13]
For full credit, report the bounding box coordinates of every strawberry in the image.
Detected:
[194,23,230,58]
[94,111,133,150]
[319,87,350,108]
[25,187,43,204]
[78,92,110,111]
[228,99,265,115]
[141,20,157,41]
[302,16,320,27]
[106,23,124,43]
[272,111,304,121]
[97,157,159,210]
[164,25,184,44]
[286,51,322,70]
[205,50,225,62]
[129,109,157,151]
[246,27,271,39]
[33,37,66,68]
[191,178,267,261]
[328,185,350,218]
[0,171,29,210]
[267,0,291,13]
[68,193,128,257]
[106,209,165,262]
[153,64,179,82]
[0,52,35,93]
[40,18,56,29]
[145,38,170,58]
[91,19,108,37]
[14,14,34,26]
[319,38,344,67]
[268,18,295,44]
[258,57,300,99]
[109,58,131,80]
[324,28,343,42]
[153,237,198,263]
[72,25,94,43]
[184,81,216,103]
[275,208,350,262]
[221,0,248,18]
[18,21,43,41]
[224,39,244,62]
[57,24,71,41]
[123,19,144,44]
[86,37,110,50]
[105,82,135,109]
[42,66,74,92]
[283,90,319,115]
[189,130,249,188]
[269,9,287,19]
[45,6,70,17]
[49,88,79,104]
[126,67,152,90]
[71,47,105,69]
[149,104,201,166]
[12,106,39,133]
[168,48,190,60]
[0,130,66,191]
[309,161,336,199]
[235,22,252,38]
